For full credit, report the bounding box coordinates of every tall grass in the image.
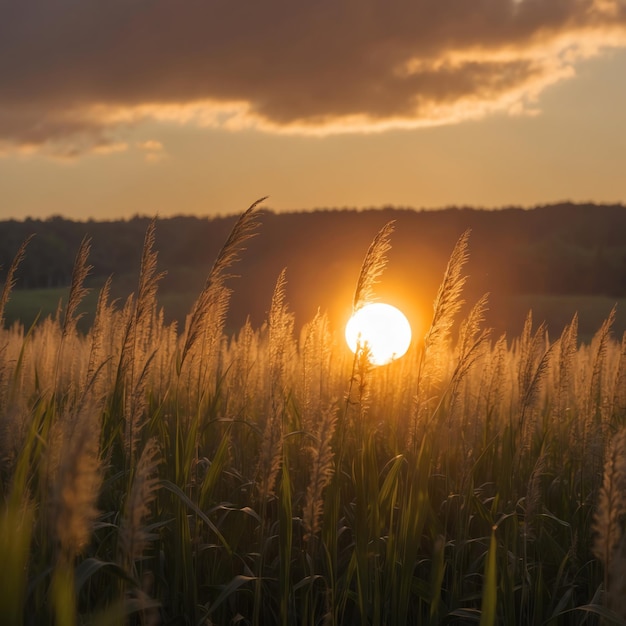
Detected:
[1,203,625,624]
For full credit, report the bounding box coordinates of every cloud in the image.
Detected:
[1,0,625,155]
[137,140,163,152]
[137,139,166,162]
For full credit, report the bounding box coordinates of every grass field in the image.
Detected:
[1,207,626,624]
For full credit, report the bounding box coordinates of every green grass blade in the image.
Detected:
[160,479,231,554]
[279,461,293,626]
[0,500,33,624]
[479,527,498,626]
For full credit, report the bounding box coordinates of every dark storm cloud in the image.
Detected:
[1,0,625,155]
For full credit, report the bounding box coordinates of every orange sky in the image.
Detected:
[1,0,626,220]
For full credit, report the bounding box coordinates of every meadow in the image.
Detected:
[1,201,626,625]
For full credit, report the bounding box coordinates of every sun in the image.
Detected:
[345,302,412,366]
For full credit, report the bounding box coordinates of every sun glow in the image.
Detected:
[345,303,412,366]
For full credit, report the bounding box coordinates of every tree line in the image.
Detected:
[2,202,626,333]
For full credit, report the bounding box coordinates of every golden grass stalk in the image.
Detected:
[0,235,33,330]
[255,270,294,502]
[302,406,337,542]
[485,333,508,406]
[611,331,626,423]
[268,269,295,403]
[226,318,259,417]
[582,307,617,479]
[61,236,93,339]
[447,293,491,445]
[85,276,113,398]
[343,222,394,447]
[180,198,264,369]
[119,437,161,568]
[124,359,156,462]
[593,426,626,611]
[48,413,103,559]
[117,219,165,461]
[352,220,394,312]
[423,229,470,354]
[522,448,546,542]
[516,313,552,434]
[412,230,471,443]
[251,269,293,626]
[586,305,616,423]
[554,313,579,423]
[52,236,93,397]
[452,293,491,386]
[118,218,163,378]
[135,219,167,336]
[300,310,333,433]
[421,229,471,392]
[115,293,136,385]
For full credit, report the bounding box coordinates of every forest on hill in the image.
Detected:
[2,202,626,339]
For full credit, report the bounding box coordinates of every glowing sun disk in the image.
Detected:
[345,303,412,366]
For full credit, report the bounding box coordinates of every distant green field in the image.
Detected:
[4,285,625,344]
[2,285,197,333]
[3,287,99,331]
[2,266,207,332]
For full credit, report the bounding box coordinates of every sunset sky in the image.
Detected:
[2,0,626,220]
